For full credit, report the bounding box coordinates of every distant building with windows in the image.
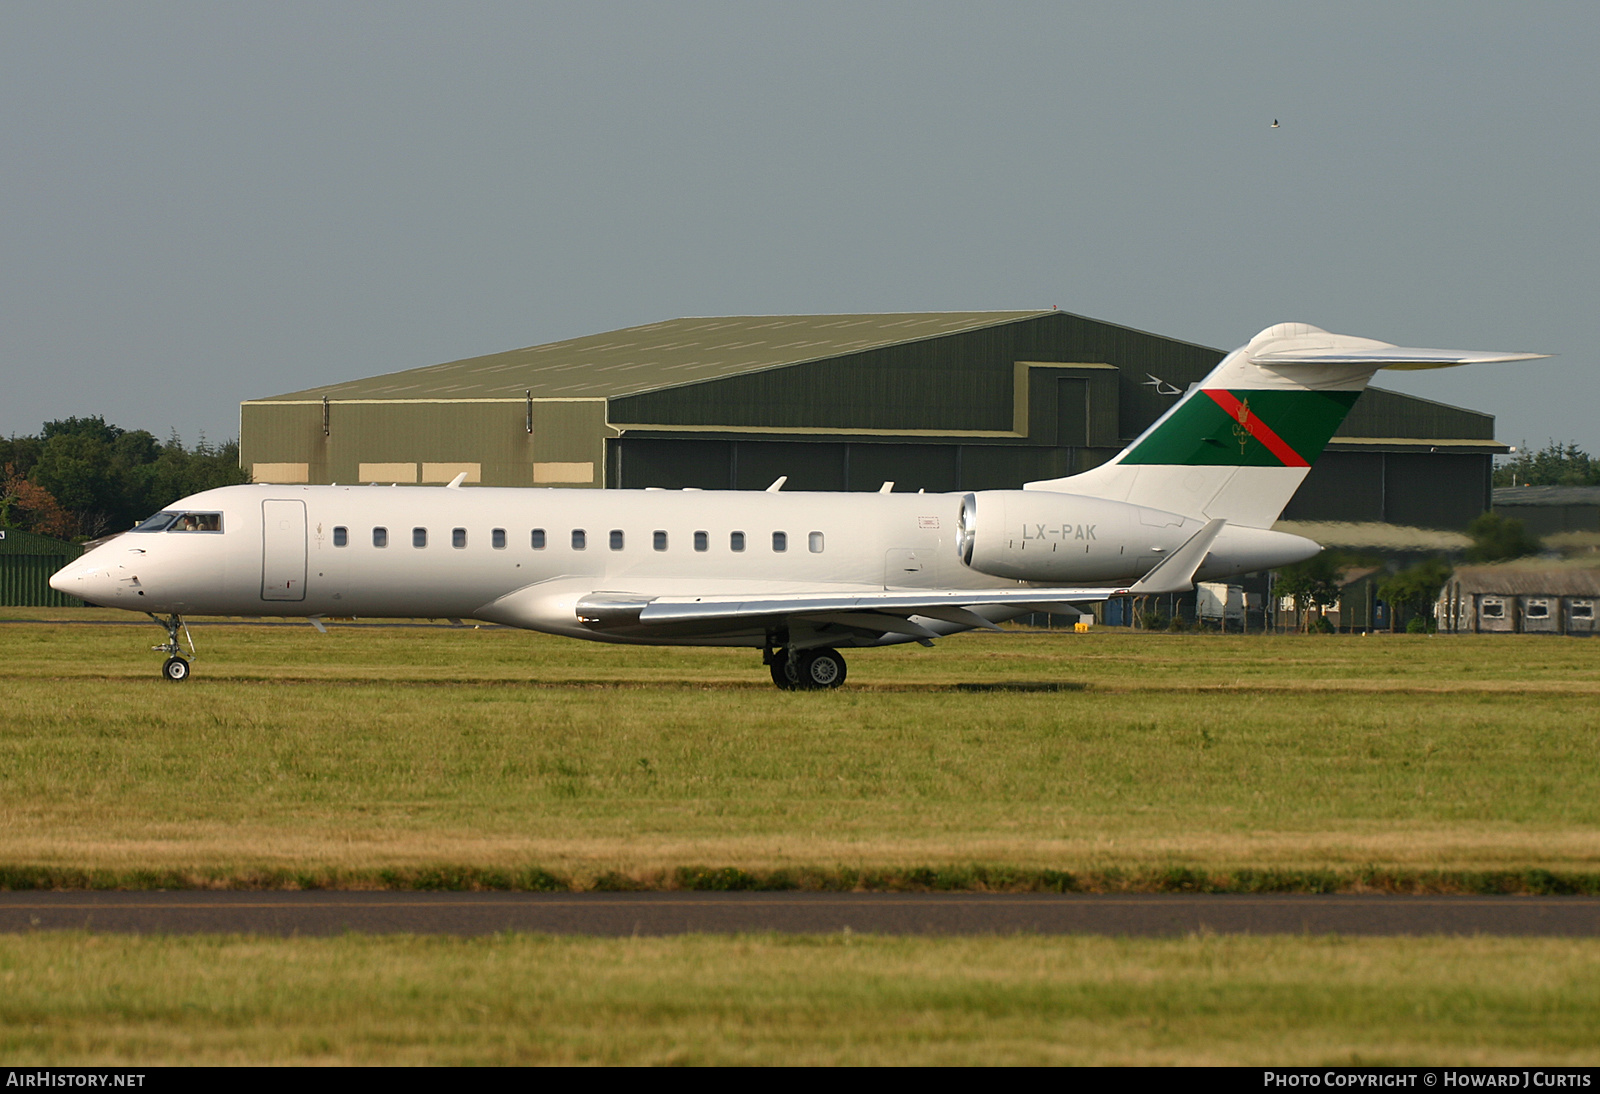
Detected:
[1437,564,1600,635]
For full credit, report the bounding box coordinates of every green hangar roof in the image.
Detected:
[253,311,1057,401]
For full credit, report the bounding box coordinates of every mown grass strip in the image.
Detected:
[3,933,1599,1065]
[5,619,1599,885]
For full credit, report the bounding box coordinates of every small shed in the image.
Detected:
[0,528,84,607]
[1437,564,1600,635]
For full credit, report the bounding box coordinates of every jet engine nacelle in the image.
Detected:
[956,490,1198,584]
[955,490,1321,584]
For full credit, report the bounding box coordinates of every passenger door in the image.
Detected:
[261,499,307,601]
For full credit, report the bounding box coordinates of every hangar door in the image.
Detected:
[1057,379,1088,447]
[261,499,307,602]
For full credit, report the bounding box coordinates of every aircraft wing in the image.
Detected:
[568,519,1227,640]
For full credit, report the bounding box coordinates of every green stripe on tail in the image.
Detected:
[1120,389,1361,467]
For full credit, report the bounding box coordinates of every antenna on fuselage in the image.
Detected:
[766,476,787,492]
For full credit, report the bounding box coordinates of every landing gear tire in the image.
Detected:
[162,656,190,682]
[798,648,846,690]
[769,657,798,691]
[766,646,847,690]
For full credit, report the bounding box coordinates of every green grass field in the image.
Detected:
[1,612,1596,889]
[2,933,1598,1065]
[4,612,1600,1065]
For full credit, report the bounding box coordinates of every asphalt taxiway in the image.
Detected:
[1,892,1596,936]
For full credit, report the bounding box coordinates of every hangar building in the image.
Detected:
[240,310,1506,530]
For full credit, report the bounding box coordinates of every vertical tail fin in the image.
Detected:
[1025,323,1546,528]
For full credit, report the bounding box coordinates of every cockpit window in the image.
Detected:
[133,512,180,532]
[133,511,222,533]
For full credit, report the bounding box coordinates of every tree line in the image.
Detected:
[1494,440,1600,487]
[1,417,248,541]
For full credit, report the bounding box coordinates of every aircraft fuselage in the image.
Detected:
[51,483,1316,647]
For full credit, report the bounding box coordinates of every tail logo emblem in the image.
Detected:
[1197,389,1312,468]
[1231,398,1253,454]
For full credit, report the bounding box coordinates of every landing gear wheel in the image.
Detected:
[149,614,196,681]
[797,648,846,690]
[770,656,799,691]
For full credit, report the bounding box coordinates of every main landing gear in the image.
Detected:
[149,613,196,682]
[764,645,847,691]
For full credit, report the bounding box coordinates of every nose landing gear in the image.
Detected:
[149,614,196,682]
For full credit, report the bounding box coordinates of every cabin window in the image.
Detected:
[772,531,787,553]
[1481,600,1504,618]
[333,526,348,547]
[730,531,745,552]
[532,528,546,550]
[653,530,668,551]
[492,528,506,550]
[694,530,708,552]
[373,527,388,548]
[610,529,625,551]
[134,511,224,533]
[1525,600,1549,619]
[452,527,467,549]
[156,511,225,531]
[809,531,824,553]
[572,529,586,550]
[1571,602,1594,619]
[413,527,427,548]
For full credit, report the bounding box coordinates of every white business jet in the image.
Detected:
[50,324,1543,688]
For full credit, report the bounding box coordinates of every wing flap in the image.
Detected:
[630,585,1133,627]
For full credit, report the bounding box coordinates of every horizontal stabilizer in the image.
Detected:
[1254,346,1549,370]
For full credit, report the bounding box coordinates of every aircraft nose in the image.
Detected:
[49,555,98,596]
[49,550,129,603]
[48,558,83,595]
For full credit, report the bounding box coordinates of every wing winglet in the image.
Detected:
[1126,518,1227,595]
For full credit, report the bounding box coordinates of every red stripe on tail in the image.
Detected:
[1203,389,1310,467]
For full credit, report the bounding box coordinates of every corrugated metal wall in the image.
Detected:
[0,532,83,607]
[613,437,1092,493]
[1496,503,1600,537]
[0,555,82,607]
[1339,388,1494,439]
[241,400,611,487]
[1283,451,1489,529]
[609,312,1221,438]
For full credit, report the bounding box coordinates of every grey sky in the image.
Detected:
[3,1,1594,456]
